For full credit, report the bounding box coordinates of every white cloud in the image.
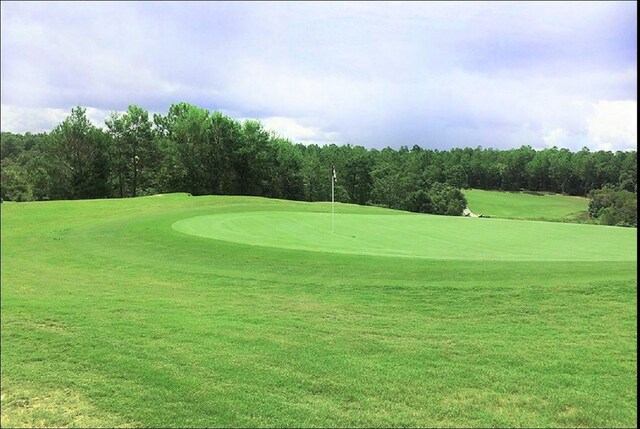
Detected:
[0,105,123,133]
[1,105,67,133]
[537,100,637,152]
[586,100,637,151]
[261,116,341,146]
[542,128,570,147]
[1,2,636,151]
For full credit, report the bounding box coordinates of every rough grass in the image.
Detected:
[1,194,637,428]
[464,189,589,221]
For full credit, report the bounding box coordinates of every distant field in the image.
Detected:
[464,189,589,221]
[1,194,636,428]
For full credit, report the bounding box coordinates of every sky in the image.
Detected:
[1,1,637,151]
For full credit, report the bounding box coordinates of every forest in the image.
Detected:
[1,103,637,225]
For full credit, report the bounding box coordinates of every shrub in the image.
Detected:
[588,187,637,227]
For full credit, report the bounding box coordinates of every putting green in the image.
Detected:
[172,211,637,261]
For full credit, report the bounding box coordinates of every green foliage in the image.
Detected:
[154,103,214,195]
[342,148,373,205]
[588,187,637,227]
[1,104,637,224]
[209,111,243,195]
[1,156,34,201]
[425,182,467,215]
[401,184,467,216]
[267,138,305,201]
[41,107,110,200]
[106,105,155,198]
[404,189,433,213]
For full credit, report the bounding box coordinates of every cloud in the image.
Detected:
[537,101,637,152]
[586,100,637,151]
[260,116,341,146]
[1,105,69,134]
[1,2,636,151]
[543,128,570,148]
[1,105,127,133]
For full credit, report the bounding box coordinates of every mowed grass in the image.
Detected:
[464,189,589,221]
[173,211,634,261]
[1,194,637,428]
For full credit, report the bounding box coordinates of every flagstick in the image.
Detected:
[331,171,335,235]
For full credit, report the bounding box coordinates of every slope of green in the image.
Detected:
[464,189,589,221]
[1,194,637,428]
[172,211,635,261]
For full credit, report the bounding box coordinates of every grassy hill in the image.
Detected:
[1,194,636,428]
[464,189,589,222]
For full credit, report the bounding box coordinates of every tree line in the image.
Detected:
[1,104,637,224]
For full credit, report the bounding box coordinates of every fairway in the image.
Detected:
[1,194,637,428]
[173,211,635,261]
[464,189,589,221]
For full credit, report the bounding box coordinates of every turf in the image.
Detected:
[1,194,637,428]
[464,189,589,221]
[173,211,635,261]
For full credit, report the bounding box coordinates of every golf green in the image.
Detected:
[172,211,636,261]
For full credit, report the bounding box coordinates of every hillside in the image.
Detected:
[464,189,589,222]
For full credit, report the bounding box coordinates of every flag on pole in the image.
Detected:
[331,166,336,234]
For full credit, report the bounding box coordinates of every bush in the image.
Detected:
[428,182,467,216]
[405,190,433,213]
[588,187,637,227]
[402,183,467,216]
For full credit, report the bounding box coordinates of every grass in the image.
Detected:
[1,193,637,428]
[173,211,634,261]
[464,189,589,222]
